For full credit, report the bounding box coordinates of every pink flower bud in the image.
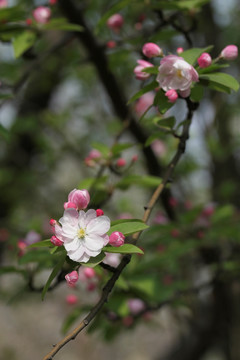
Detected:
[26,18,32,26]
[220,45,238,60]
[106,40,117,49]
[51,235,63,246]
[49,0,58,4]
[165,89,178,103]
[83,267,96,279]
[134,59,153,80]
[116,158,126,167]
[128,298,145,315]
[65,270,79,285]
[33,6,51,24]
[64,201,78,210]
[109,231,125,247]
[0,0,7,8]
[107,14,124,31]
[142,42,163,58]
[197,52,212,68]
[84,157,95,167]
[176,47,184,54]
[96,209,104,217]
[66,294,78,305]
[88,149,101,159]
[67,188,90,210]
[49,219,56,227]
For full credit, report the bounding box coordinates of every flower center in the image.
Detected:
[77,228,86,239]
[176,69,183,78]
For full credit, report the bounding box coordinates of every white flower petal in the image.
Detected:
[59,208,78,227]
[87,216,110,235]
[64,237,80,252]
[84,234,105,251]
[67,246,85,261]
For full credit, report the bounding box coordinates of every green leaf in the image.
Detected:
[145,131,165,147]
[190,84,204,102]
[103,244,144,254]
[91,141,110,157]
[108,219,149,236]
[108,293,129,317]
[143,66,158,75]
[0,123,10,141]
[43,18,83,32]
[81,252,106,267]
[199,72,239,92]
[128,274,163,302]
[0,6,26,22]
[128,81,158,104]
[152,0,210,10]
[12,30,37,58]
[116,174,161,189]
[28,239,52,248]
[181,46,213,65]
[111,143,134,156]
[78,176,108,190]
[154,116,176,129]
[154,90,174,114]
[19,249,52,265]
[42,254,66,300]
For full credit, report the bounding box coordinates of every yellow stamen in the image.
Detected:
[77,228,86,239]
[176,69,183,78]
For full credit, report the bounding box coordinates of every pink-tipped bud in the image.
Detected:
[65,271,79,285]
[67,189,90,210]
[66,294,78,305]
[165,89,178,103]
[142,42,163,58]
[33,6,51,24]
[64,201,78,210]
[26,18,32,26]
[109,231,125,247]
[84,156,95,167]
[49,219,56,227]
[220,45,238,60]
[197,52,212,68]
[134,59,153,80]
[0,0,7,8]
[128,298,145,315]
[88,149,101,159]
[96,209,104,217]
[107,40,117,49]
[116,158,126,167]
[107,14,124,31]
[176,47,184,54]
[51,235,63,246]
[83,267,96,279]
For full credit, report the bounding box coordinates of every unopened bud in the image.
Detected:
[142,42,163,58]
[66,294,78,305]
[165,89,178,103]
[107,14,124,31]
[96,209,104,217]
[176,47,184,54]
[197,52,212,68]
[33,6,51,24]
[220,45,238,60]
[83,267,96,279]
[65,271,79,285]
[51,235,63,246]
[109,231,125,247]
[116,158,126,167]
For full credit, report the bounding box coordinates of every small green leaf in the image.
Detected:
[0,6,26,22]
[81,252,106,267]
[190,84,204,102]
[12,30,37,58]
[145,131,164,147]
[181,46,213,65]
[28,239,52,248]
[91,141,110,157]
[154,90,174,114]
[154,116,176,129]
[128,81,158,104]
[111,143,134,156]
[108,219,149,236]
[116,174,161,189]
[199,72,239,92]
[19,249,51,265]
[103,244,144,255]
[143,66,158,75]
[42,254,66,300]
[43,18,83,32]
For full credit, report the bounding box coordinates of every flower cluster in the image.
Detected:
[50,189,125,263]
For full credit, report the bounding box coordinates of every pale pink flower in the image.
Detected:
[88,149,101,159]
[33,6,51,24]
[55,208,110,263]
[220,45,238,60]
[103,253,121,267]
[64,189,90,210]
[24,230,41,245]
[65,271,79,285]
[197,53,212,68]
[134,60,153,80]
[109,231,125,247]
[135,92,155,116]
[142,42,163,58]
[151,139,166,157]
[165,89,178,103]
[0,0,7,8]
[157,55,198,92]
[107,14,124,31]
[128,298,145,315]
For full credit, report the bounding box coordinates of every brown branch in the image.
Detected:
[42,98,196,360]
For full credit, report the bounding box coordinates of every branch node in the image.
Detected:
[83,319,89,325]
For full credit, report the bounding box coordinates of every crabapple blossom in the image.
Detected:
[165,89,178,103]
[65,271,79,285]
[197,52,212,68]
[55,208,110,263]
[134,60,153,80]
[107,14,124,31]
[33,6,51,24]
[135,92,155,116]
[157,55,198,93]
[109,231,125,247]
[49,219,57,227]
[142,42,163,58]
[220,45,238,60]
[24,230,41,245]
[64,188,90,210]
[0,0,7,8]
[128,298,145,315]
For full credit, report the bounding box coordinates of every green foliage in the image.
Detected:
[103,244,144,254]
[181,46,213,65]
[12,30,37,58]
[41,253,66,300]
[116,174,162,189]
[108,219,149,236]
[199,72,239,92]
